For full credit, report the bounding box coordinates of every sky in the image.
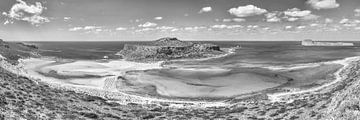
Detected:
[0,0,360,41]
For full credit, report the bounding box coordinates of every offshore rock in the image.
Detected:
[117,37,223,62]
[301,39,354,46]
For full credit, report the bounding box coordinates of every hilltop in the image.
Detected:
[117,37,224,62]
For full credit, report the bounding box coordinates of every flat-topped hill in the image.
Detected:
[301,39,354,46]
[117,37,223,62]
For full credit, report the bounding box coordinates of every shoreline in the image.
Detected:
[1,52,358,108]
[267,56,360,102]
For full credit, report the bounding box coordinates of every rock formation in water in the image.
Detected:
[117,37,224,61]
[301,39,354,46]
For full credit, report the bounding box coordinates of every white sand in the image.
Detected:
[22,58,163,89]
[124,72,283,98]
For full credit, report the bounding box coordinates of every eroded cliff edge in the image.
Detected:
[117,37,224,62]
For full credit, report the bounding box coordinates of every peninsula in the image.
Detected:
[117,37,224,62]
[301,39,354,46]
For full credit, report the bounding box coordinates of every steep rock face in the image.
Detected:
[117,37,223,61]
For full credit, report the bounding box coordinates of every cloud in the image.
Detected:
[64,17,71,21]
[307,0,340,10]
[154,17,163,20]
[297,26,306,29]
[222,18,246,22]
[211,24,243,29]
[116,27,127,31]
[68,26,103,32]
[138,22,157,27]
[228,5,267,17]
[83,26,101,30]
[283,8,319,21]
[199,7,212,13]
[339,18,360,27]
[285,26,293,29]
[355,8,360,17]
[2,0,49,25]
[325,18,334,23]
[69,27,83,31]
[232,18,246,22]
[211,24,228,29]
[339,18,349,24]
[310,23,319,27]
[265,12,281,22]
[183,26,206,31]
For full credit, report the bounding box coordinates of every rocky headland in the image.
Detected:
[301,39,354,46]
[117,37,224,62]
[0,39,39,64]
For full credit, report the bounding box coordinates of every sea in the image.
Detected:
[25,41,360,98]
[29,41,360,64]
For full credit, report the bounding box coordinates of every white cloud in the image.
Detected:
[116,27,127,31]
[222,19,232,22]
[284,8,312,17]
[285,26,293,29]
[156,26,175,30]
[339,18,349,24]
[69,27,83,31]
[265,12,281,22]
[211,24,228,29]
[84,26,101,30]
[228,5,267,17]
[138,22,157,27]
[297,26,306,29]
[211,24,243,29]
[199,7,212,13]
[154,17,163,20]
[183,26,206,31]
[222,18,246,22]
[2,0,49,25]
[355,8,360,17]
[232,18,246,22]
[325,18,334,23]
[3,20,13,25]
[283,8,319,21]
[68,26,103,32]
[307,0,340,10]
[310,23,319,27]
[64,17,71,21]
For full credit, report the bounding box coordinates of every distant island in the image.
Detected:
[117,37,225,62]
[301,39,354,46]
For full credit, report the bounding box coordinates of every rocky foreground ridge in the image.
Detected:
[117,37,224,61]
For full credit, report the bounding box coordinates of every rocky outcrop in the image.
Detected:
[301,39,354,46]
[0,39,39,65]
[117,37,223,61]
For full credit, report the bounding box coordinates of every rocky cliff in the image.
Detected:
[117,37,223,61]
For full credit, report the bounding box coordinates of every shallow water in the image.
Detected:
[23,41,360,98]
